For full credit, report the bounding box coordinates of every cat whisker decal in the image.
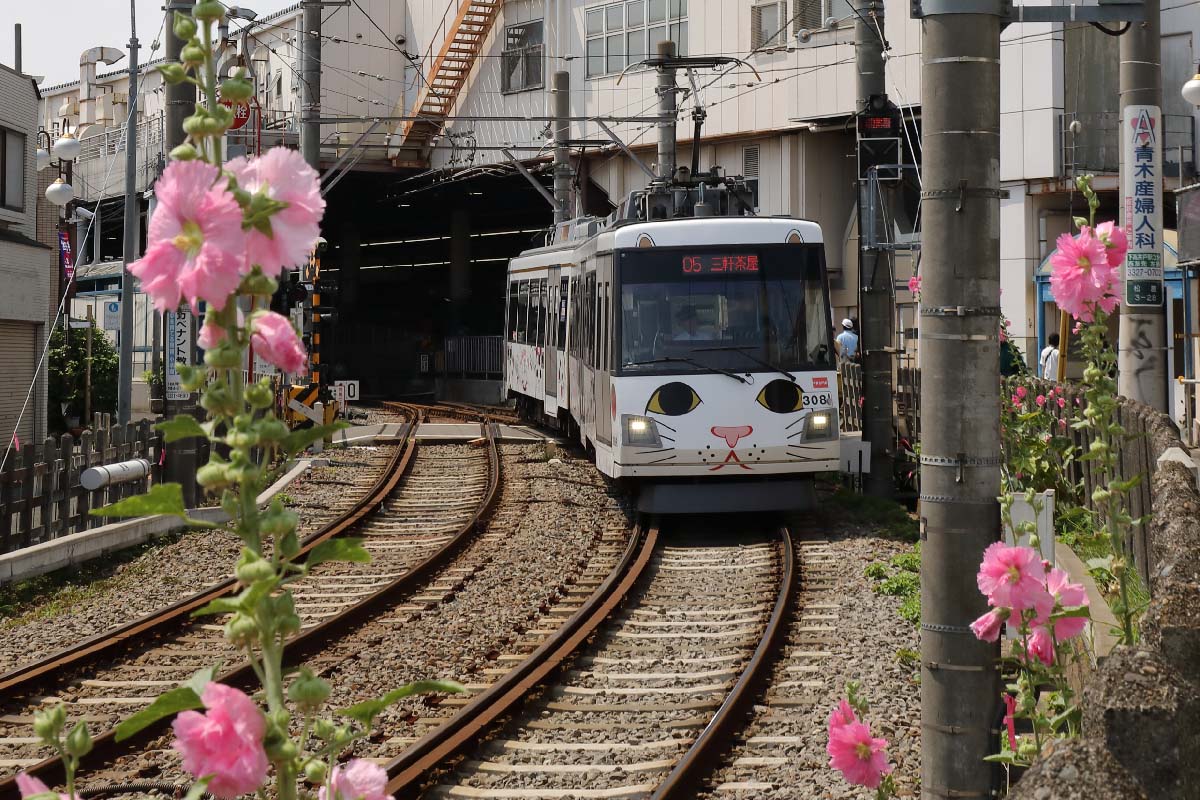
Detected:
[636,447,677,455]
[785,416,806,430]
[645,454,678,465]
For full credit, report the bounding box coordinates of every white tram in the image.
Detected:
[504,213,840,514]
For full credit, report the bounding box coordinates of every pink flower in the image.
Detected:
[1057,396,1066,408]
[828,719,894,789]
[1093,221,1129,267]
[827,699,858,732]
[251,312,308,375]
[1026,625,1056,665]
[16,774,71,800]
[227,147,326,276]
[999,325,1008,343]
[976,542,1053,614]
[1036,567,1089,641]
[1011,394,1021,406]
[1059,417,1067,429]
[198,318,227,350]
[129,160,247,313]
[908,274,922,296]
[1016,386,1027,399]
[1049,230,1118,322]
[1035,394,1046,407]
[172,682,268,799]
[1003,694,1018,751]
[970,607,1008,642]
[319,759,393,800]
[1073,321,1084,335]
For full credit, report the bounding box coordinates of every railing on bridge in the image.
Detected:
[444,335,503,379]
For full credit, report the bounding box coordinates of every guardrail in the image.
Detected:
[0,417,162,554]
[444,335,503,378]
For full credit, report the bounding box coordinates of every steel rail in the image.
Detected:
[651,525,797,799]
[385,520,659,798]
[1,403,503,797]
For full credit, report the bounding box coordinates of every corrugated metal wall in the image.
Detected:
[0,320,37,447]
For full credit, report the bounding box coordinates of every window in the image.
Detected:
[586,0,687,77]
[792,0,854,35]
[751,2,788,49]
[742,145,761,211]
[517,281,530,342]
[1,128,26,212]
[502,21,544,93]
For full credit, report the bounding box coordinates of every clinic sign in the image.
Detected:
[165,310,192,401]
[1122,105,1164,307]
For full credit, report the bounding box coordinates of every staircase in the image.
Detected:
[394,0,503,161]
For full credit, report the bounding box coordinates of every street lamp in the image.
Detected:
[37,128,79,206]
[1182,70,1200,107]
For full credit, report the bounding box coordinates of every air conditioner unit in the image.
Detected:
[110,91,128,103]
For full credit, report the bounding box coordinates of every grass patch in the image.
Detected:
[825,486,918,542]
[0,532,184,627]
[865,541,922,626]
[1056,505,1151,626]
[896,647,920,668]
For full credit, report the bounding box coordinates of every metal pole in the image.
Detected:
[14,24,21,74]
[118,1,139,424]
[553,71,571,224]
[1118,0,1168,410]
[301,0,322,169]
[919,10,1003,799]
[856,0,895,498]
[85,307,94,424]
[656,40,677,184]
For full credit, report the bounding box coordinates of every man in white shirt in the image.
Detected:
[835,319,859,361]
[1039,333,1060,380]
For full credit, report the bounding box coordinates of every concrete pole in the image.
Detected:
[656,40,677,184]
[919,11,1003,798]
[1118,0,1168,410]
[856,0,895,498]
[553,71,571,224]
[85,306,94,424]
[118,1,139,424]
[301,0,322,169]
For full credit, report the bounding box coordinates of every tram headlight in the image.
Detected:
[622,414,662,447]
[806,409,836,440]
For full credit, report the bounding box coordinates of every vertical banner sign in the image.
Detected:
[165,310,192,401]
[59,231,74,280]
[1122,105,1164,306]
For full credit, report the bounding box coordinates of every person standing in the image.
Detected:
[835,318,859,362]
[1039,333,1060,380]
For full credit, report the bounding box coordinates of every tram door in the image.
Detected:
[545,266,560,401]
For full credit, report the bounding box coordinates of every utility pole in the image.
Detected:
[918,9,1002,798]
[117,0,139,424]
[85,306,95,424]
[1118,0,1168,410]
[855,0,895,498]
[165,0,198,505]
[552,71,571,224]
[301,0,321,169]
[656,40,678,185]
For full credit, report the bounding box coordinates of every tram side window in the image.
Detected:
[507,281,519,341]
[517,281,530,343]
[559,276,569,348]
[537,278,548,347]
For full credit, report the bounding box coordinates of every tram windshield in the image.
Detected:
[617,244,834,374]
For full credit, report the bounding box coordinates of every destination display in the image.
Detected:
[680,254,760,274]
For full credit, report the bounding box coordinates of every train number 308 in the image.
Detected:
[803,393,832,407]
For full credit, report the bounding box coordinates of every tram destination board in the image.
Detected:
[681,254,761,275]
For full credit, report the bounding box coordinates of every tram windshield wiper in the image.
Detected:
[622,356,748,384]
[693,346,796,382]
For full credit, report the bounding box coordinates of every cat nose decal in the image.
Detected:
[711,425,753,448]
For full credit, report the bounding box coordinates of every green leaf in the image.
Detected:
[114,686,203,741]
[337,679,465,725]
[306,538,371,570]
[185,665,222,697]
[983,753,1024,765]
[184,777,213,800]
[90,483,216,527]
[282,422,350,455]
[191,597,242,618]
[156,415,208,443]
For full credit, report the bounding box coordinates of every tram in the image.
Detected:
[505,200,839,513]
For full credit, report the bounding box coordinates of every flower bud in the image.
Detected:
[264,734,297,763]
[1092,487,1112,504]
[170,143,200,161]
[312,719,338,741]
[181,44,207,67]
[227,429,259,449]
[246,383,275,411]
[304,761,328,784]
[224,612,259,646]
[258,418,289,445]
[194,1,225,21]
[158,63,189,85]
[201,383,239,417]
[65,722,92,758]
[221,77,253,104]
[33,706,65,743]
[197,461,232,490]
[240,269,278,298]
[183,112,208,136]
[236,552,276,584]
[173,11,198,40]
[287,668,332,711]
[177,363,208,392]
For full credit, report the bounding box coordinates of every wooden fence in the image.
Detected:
[0,416,164,555]
[838,363,921,442]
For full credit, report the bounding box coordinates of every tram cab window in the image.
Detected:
[617,245,834,373]
[517,281,530,343]
[508,281,520,341]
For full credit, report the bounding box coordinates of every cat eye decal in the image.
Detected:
[646,382,702,416]
[756,379,804,413]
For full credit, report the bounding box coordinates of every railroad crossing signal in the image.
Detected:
[857,95,902,181]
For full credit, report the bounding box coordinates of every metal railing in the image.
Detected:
[1060,111,1196,179]
[444,335,503,378]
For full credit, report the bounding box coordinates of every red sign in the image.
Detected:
[812,376,829,389]
[681,254,759,275]
[222,99,251,131]
[59,230,74,279]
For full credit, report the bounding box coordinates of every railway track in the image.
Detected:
[381,521,796,800]
[0,403,503,795]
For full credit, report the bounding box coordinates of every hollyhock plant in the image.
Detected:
[128,159,247,313]
[37,7,465,800]
[16,774,72,800]
[976,541,1052,614]
[1048,228,1116,322]
[172,683,269,799]
[826,684,897,798]
[969,607,1008,642]
[227,147,326,276]
[907,274,921,299]
[1092,220,1129,267]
